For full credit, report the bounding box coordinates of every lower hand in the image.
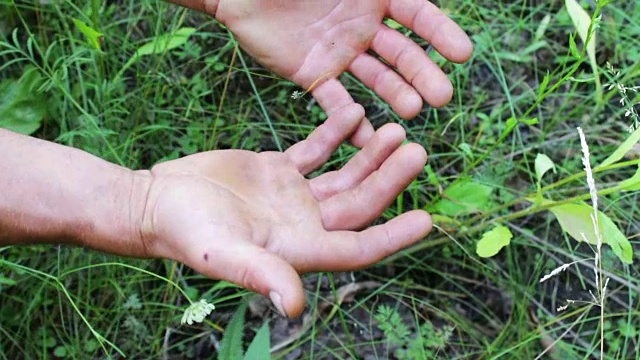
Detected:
[139,104,432,317]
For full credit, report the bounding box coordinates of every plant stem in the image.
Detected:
[402,178,638,258]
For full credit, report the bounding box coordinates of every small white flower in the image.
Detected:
[181,299,215,325]
[290,90,303,100]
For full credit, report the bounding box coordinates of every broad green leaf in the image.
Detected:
[599,126,640,168]
[429,178,493,217]
[535,153,556,184]
[244,321,270,360]
[134,27,196,58]
[565,0,600,94]
[120,27,197,75]
[0,66,48,134]
[72,18,103,51]
[219,300,248,360]
[619,166,640,192]
[476,226,513,258]
[546,201,633,264]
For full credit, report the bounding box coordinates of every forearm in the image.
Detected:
[0,129,151,257]
[167,0,220,16]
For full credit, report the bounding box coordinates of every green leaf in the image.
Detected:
[0,66,48,134]
[83,339,99,353]
[535,153,556,184]
[476,226,513,258]
[0,275,16,286]
[134,27,196,58]
[535,14,552,40]
[619,166,640,192]
[539,72,551,99]
[219,299,248,360]
[72,18,103,51]
[244,321,270,360]
[503,117,538,137]
[384,19,404,30]
[565,0,600,93]
[429,178,493,217]
[505,117,518,133]
[53,346,67,358]
[425,164,440,187]
[120,27,196,75]
[599,126,640,168]
[546,201,633,264]
[568,33,581,59]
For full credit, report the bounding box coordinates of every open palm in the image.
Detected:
[215,0,473,132]
[141,105,432,317]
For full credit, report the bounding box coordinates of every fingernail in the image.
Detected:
[269,291,287,318]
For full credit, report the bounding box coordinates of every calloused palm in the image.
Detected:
[141,104,432,317]
[211,0,473,144]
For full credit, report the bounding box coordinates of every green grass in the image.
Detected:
[1,0,639,359]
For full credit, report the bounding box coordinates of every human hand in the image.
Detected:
[207,0,473,144]
[139,104,432,317]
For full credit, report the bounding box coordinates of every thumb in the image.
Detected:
[193,244,306,318]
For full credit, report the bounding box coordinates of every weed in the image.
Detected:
[374,305,453,360]
[1,0,639,359]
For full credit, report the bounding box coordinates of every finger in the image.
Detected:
[310,123,406,201]
[387,0,474,63]
[320,143,427,230]
[312,78,375,147]
[348,52,425,118]
[369,25,454,109]
[298,210,432,272]
[285,103,364,175]
[192,243,305,318]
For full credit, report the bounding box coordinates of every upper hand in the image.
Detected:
[139,104,432,317]
[213,0,473,143]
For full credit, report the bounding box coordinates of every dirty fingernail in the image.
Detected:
[269,291,287,318]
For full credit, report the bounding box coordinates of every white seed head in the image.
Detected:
[539,263,572,283]
[181,299,215,325]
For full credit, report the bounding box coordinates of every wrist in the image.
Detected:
[0,129,155,258]
[69,168,154,259]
